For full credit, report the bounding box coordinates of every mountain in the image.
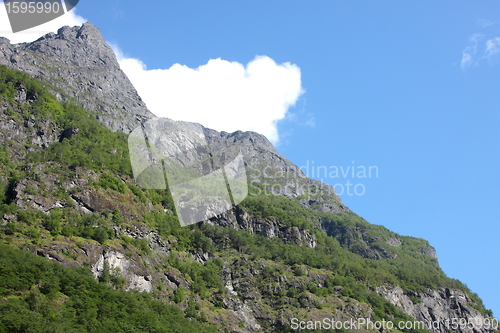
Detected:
[0,23,152,133]
[0,23,497,333]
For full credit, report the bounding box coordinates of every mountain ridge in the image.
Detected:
[0,23,497,333]
[0,22,346,213]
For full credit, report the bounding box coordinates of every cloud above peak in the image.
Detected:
[113,47,304,144]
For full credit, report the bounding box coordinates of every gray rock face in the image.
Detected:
[92,249,153,293]
[210,208,318,248]
[204,128,348,213]
[377,285,497,333]
[386,237,402,247]
[0,23,154,133]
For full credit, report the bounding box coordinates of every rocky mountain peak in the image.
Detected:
[0,23,154,133]
[26,23,114,67]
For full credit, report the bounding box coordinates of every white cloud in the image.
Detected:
[460,53,473,69]
[0,1,86,44]
[461,34,482,70]
[485,37,500,59]
[305,117,315,127]
[477,19,495,28]
[112,46,304,144]
[460,32,500,69]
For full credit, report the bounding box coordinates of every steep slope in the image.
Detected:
[0,23,153,133]
[0,25,498,333]
[0,243,218,332]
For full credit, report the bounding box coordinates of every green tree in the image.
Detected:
[173,285,186,304]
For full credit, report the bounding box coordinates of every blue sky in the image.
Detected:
[1,0,499,317]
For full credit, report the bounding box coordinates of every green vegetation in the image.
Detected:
[166,254,225,298]
[241,194,443,290]
[238,194,491,316]
[0,64,131,176]
[29,101,132,175]
[0,243,216,333]
[0,65,59,118]
[0,205,115,245]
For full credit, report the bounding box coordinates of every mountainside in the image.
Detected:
[0,23,152,133]
[0,23,497,333]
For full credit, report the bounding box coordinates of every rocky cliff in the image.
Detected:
[0,23,153,133]
[0,23,497,333]
[377,285,495,333]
